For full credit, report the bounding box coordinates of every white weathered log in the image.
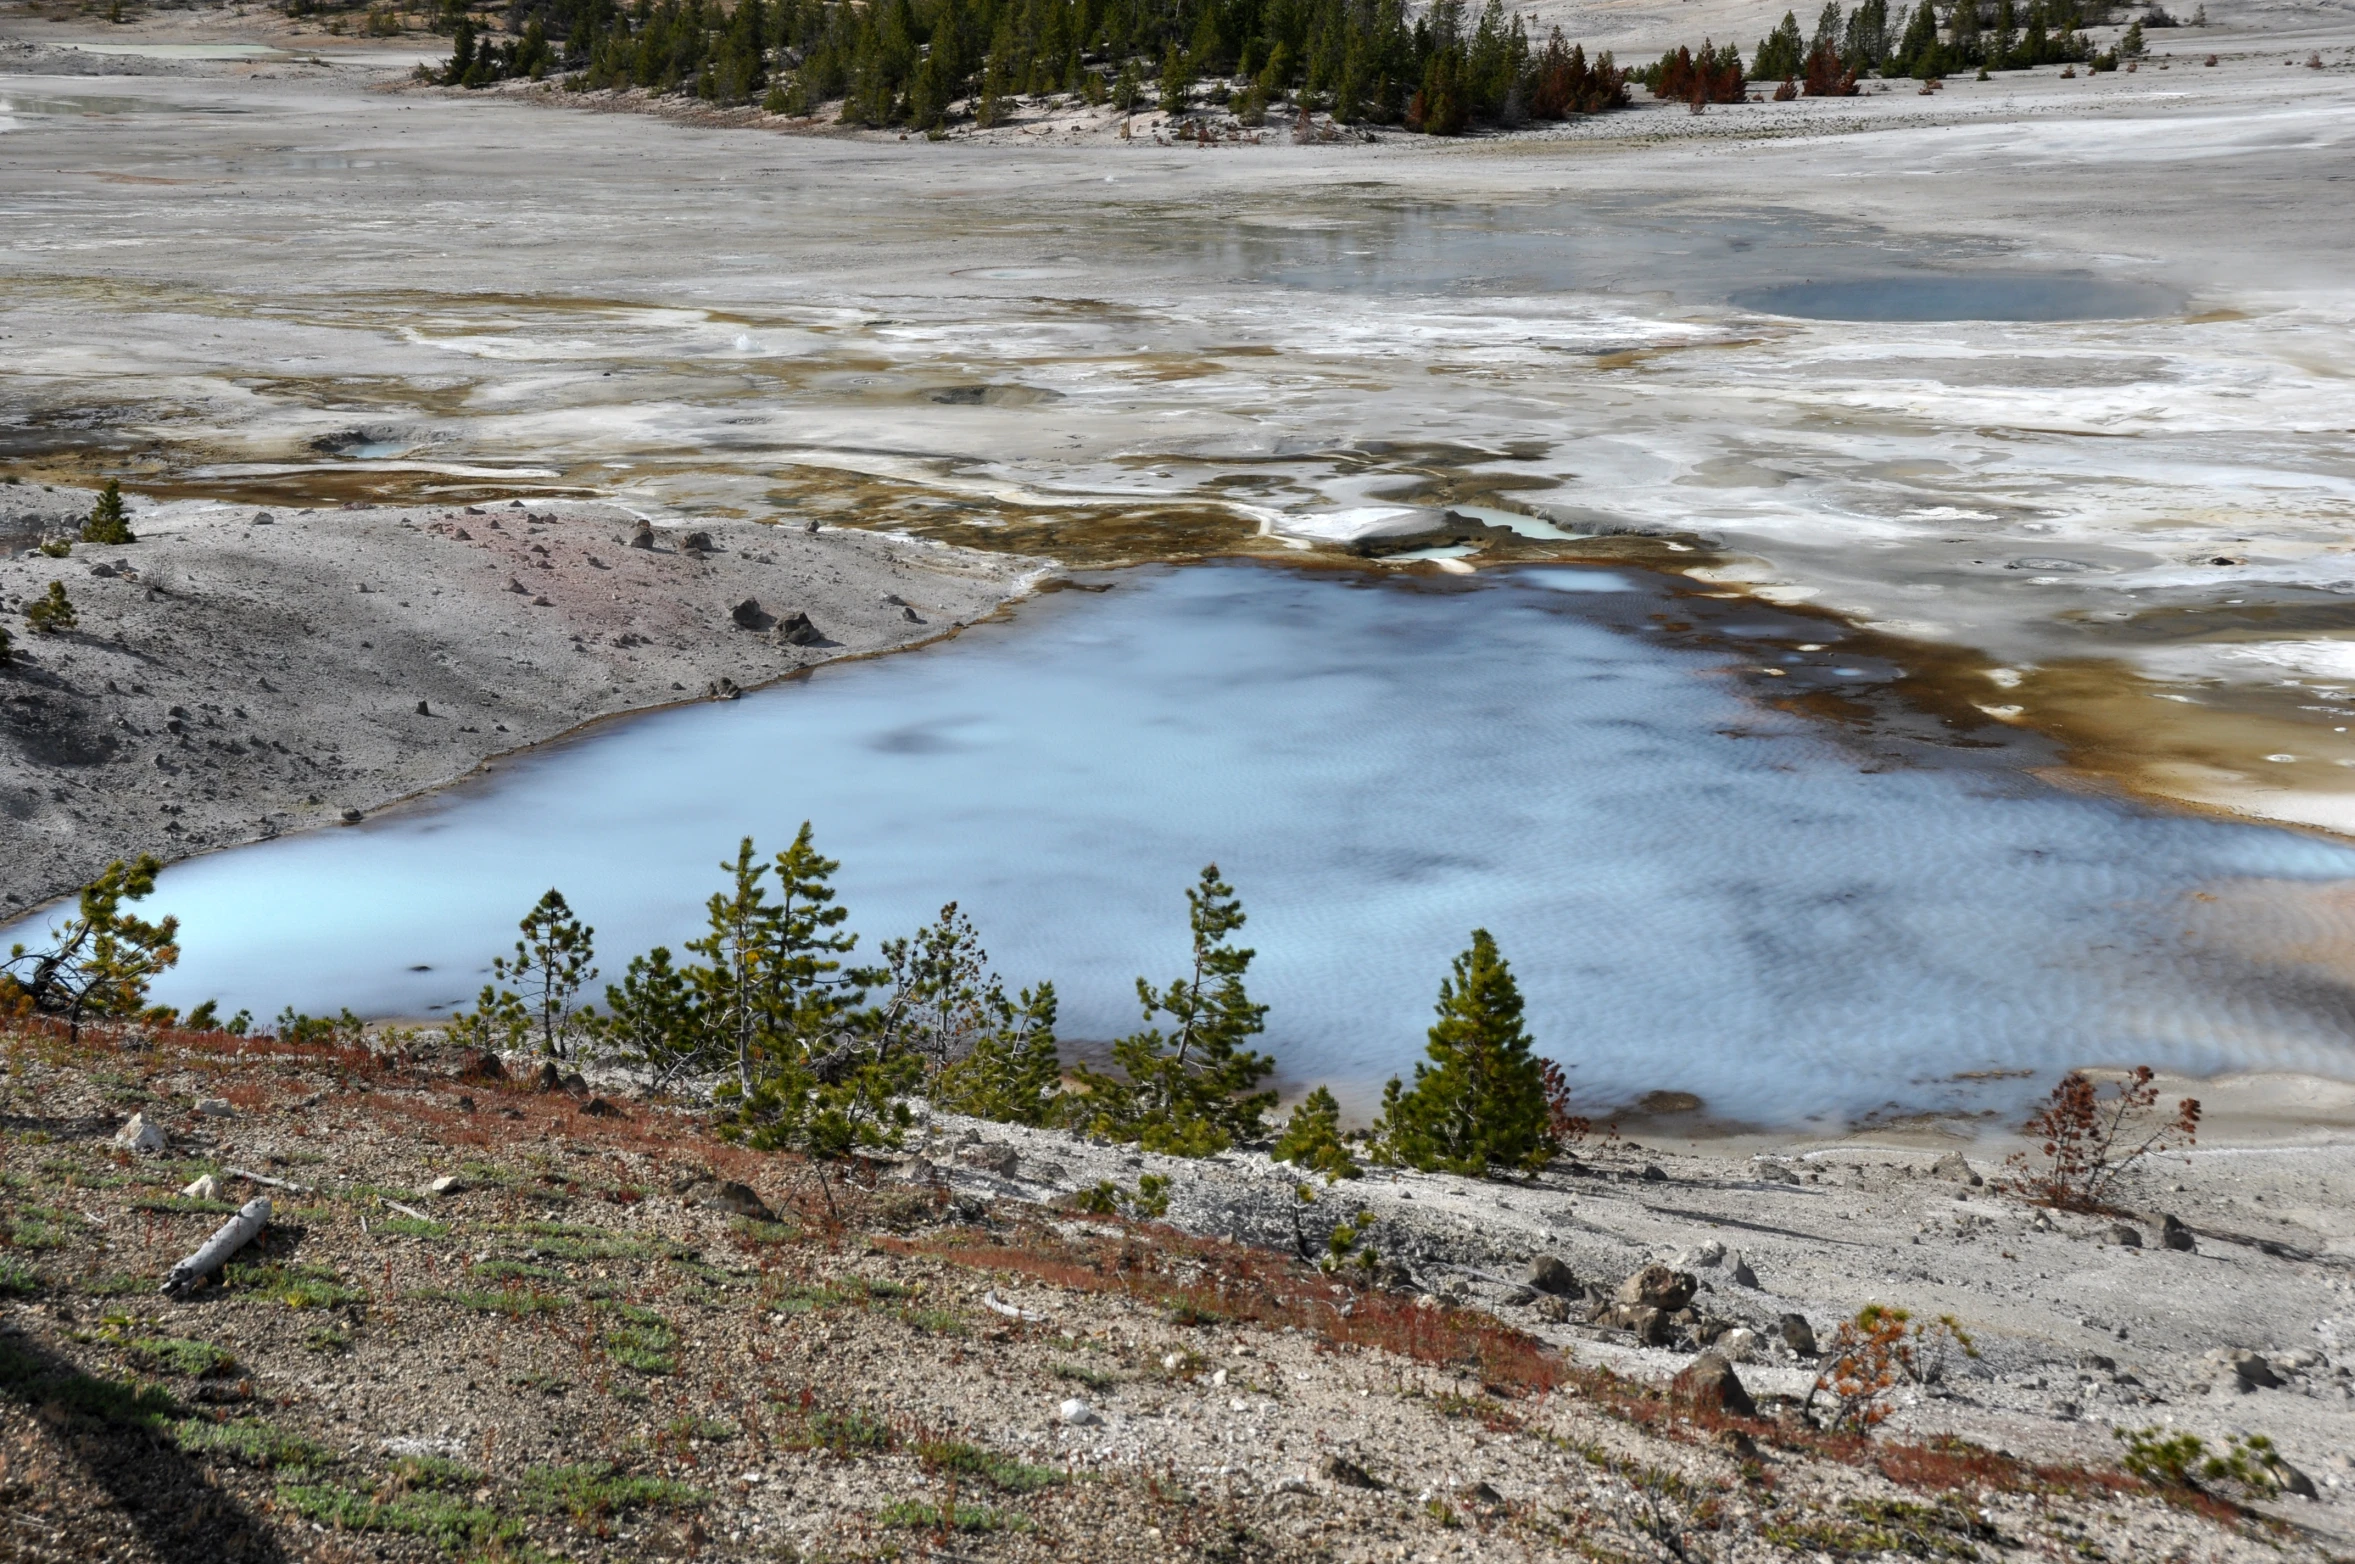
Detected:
[161,1195,270,1296]
[379,1197,431,1222]
[981,1289,1044,1322]
[224,1166,311,1194]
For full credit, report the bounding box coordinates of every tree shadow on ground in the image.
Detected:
[0,1327,291,1563]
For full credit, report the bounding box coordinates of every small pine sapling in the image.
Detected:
[1271,1086,1360,1179]
[1,857,181,1043]
[25,582,76,634]
[1063,864,1276,1156]
[2004,1066,2199,1212]
[1372,930,1555,1177]
[1807,1304,1977,1432]
[872,901,1060,1120]
[492,887,598,1057]
[82,479,135,545]
[593,947,716,1089]
[2117,1426,2302,1498]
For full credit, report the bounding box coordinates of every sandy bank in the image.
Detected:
[0,485,1041,913]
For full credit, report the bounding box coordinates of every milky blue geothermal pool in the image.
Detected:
[97,562,2355,1124]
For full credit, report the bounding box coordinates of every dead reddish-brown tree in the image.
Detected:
[2005,1066,2200,1212]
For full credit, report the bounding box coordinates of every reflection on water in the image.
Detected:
[101,563,2355,1124]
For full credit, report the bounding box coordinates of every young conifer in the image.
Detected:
[1065,864,1276,1156]
[25,582,75,635]
[492,887,598,1057]
[1272,1086,1361,1179]
[1372,929,1555,1177]
[82,480,134,545]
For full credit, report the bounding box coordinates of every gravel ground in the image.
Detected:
[0,486,1041,915]
[1,1023,2348,1561]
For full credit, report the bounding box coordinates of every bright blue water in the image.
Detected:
[80,562,2355,1124]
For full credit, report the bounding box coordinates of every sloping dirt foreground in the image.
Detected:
[0,488,1041,915]
[1,1024,2345,1563]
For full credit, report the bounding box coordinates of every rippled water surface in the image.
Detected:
[116,564,2355,1122]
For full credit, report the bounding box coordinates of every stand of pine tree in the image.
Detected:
[431,0,1629,135]
[1741,0,2093,86]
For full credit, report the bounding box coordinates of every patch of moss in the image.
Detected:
[225,1262,363,1310]
[518,1462,703,1518]
[130,1336,238,1378]
[873,1498,1024,1532]
[598,1302,678,1374]
[175,1416,336,1471]
[914,1438,1066,1494]
[278,1480,522,1549]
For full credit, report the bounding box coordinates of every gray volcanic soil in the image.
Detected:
[0,486,1038,913]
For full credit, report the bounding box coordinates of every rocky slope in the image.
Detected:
[1,1022,2348,1561]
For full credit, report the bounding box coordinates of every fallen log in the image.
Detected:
[161,1195,271,1296]
[225,1166,311,1194]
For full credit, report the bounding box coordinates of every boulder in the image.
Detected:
[730,597,774,631]
[2160,1214,2196,1252]
[1930,1151,1983,1185]
[1728,1253,1760,1289]
[582,1096,624,1117]
[896,1156,940,1185]
[1057,1398,1101,1427]
[2278,1461,2319,1500]
[773,611,826,647]
[1640,1163,1669,1183]
[2107,1224,2144,1248]
[1524,1255,1579,1296]
[679,530,717,553]
[1669,1350,1757,1418]
[957,1142,1020,1178]
[1778,1313,1817,1357]
[1754,1161,1801,1185]
[1321,1455,1384,1490]
[425,1174,466,1198]
[1615,1264,1697,1312]
[194,1097,235,1118]
[460,1051,506,1081]
[700,1181,777,1222]
[1675,1240,1726,1269]
[533,1061,562,1092]
[180,1173,224,1201]
[627,522,655,550]
[2221,1349,2281,1391]
[1716,1327,1760,1362]
[1530,1294,1572,1324]
[113,1113,167,1154]
[1597,1304,1671,1345]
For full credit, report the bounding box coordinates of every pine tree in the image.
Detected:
[1272,1086,1360,1179]
[1158,41,1191,113]
[1065,864,1276,1156]
[593,945,717,1087]
[25,582,75,635]
[1372,929,1555,1177]
[1,856,181,1045]
[491,887,598,1057]
[82,480,133,545]
[931,980,1063,1124]
[1753,10,1804,79]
